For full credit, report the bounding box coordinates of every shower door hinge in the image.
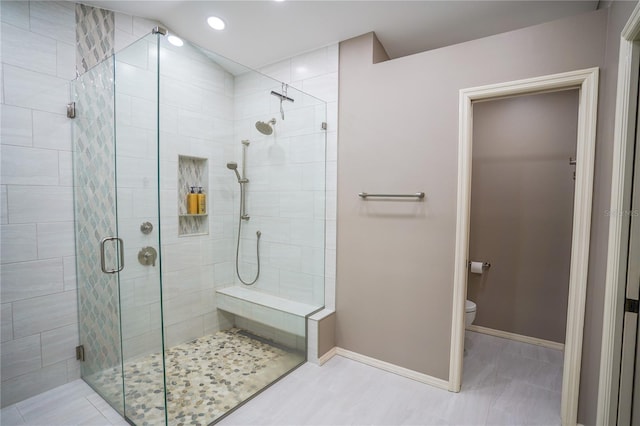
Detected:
[152,26,168,36]
[66,102,76,119]
[625,298,639,314]
[321,122,327,131]
[76,345,85,362]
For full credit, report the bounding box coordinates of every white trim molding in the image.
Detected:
[597,3,640,425]
[318,347,337,365]
[450,68,600,426]
[335,348,450,390]
[467,325,565,351]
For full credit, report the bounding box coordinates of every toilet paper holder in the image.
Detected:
[468,261,491,270]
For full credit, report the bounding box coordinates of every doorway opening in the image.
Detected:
[462,89,579,423]
[450,68,600,426]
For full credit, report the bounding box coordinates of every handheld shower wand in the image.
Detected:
[226,162,246,183]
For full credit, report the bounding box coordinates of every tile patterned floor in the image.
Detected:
[0,380,128,426]
[0,331,563,425]
[88,328,304,425]
[221,331,563,425]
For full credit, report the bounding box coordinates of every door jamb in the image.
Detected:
[597,3,640,425]
[450,68,600,426]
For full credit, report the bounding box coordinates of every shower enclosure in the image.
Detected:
[71,29,326,425]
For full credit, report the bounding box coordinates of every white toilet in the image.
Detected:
[465,300,477,327]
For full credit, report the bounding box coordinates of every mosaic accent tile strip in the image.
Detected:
[89,328,304,426]
[76,3,115,76]
[178,215,208,236]
[71,56,124,413]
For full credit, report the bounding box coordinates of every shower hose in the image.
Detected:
[235,182,261,285]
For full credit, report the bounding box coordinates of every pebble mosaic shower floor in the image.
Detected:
[89,328,305,426]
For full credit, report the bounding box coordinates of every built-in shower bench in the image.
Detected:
[216,286,323,336]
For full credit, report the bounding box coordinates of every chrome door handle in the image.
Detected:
[100,237,125,274]
[100,237,115,273]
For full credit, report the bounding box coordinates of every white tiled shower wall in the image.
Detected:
[114,34,338,356]
[259,46,339,361]
[232,72,326,307]
[0,1,163,406]
[0,0,338,406]
[114,18,339,356]
[230,46,338,360]
[156,37,237,349]
[1,1,79,407]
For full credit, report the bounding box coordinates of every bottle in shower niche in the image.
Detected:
[187,186,198,214]
[197,186,206,214]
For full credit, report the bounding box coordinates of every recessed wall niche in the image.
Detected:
[178,155,208,236]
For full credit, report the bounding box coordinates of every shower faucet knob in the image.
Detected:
[138,246,157,267]
[140,221,153,234]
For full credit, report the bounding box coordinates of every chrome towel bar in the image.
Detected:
[358,192,425,200]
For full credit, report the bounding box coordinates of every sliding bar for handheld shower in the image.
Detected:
[241,140,249,182]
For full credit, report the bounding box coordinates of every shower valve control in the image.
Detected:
[140,221,153,234]
[138,246,158,267]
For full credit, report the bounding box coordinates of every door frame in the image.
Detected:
[449,67,600,426]
[597,3,640,425]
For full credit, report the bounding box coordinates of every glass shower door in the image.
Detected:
[72,33,166,424]
[72,54,126,415]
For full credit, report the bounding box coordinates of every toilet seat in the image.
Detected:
[465,300,476,313]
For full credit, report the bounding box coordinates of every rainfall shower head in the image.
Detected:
[255,118,276,136]
[226,161,242,182]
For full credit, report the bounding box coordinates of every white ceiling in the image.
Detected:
[86,1,599,69]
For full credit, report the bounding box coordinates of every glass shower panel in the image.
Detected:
[114,34,166,425]
[157,35,241,425]
[73,33,167,425]
[74,29,326,425]
[235,79,327,308]
[157,35,326,424]
[72,57,124,415]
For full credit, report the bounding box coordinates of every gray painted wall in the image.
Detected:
[468,90,578,344]
[337,4,636,423]
[317,312,336,358]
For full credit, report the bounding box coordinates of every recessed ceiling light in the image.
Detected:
[274,0,285,2]
[167,35,183,47]
[207,16,226,31]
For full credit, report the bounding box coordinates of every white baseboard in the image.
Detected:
[467,325,565,351]
[335,347,449,390]
[318,347,337,365]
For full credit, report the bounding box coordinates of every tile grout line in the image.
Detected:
[1,283,75,305]
[14,401,28,423]
[85,393,117,424]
